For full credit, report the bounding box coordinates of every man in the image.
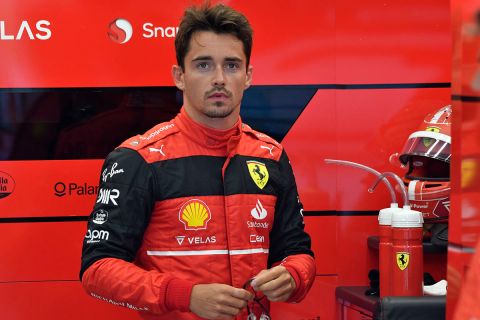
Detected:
[80,3,315,319]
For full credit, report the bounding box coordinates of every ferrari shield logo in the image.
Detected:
[422,126,440,147]
[396,252,410,271]
[247,160,269,189]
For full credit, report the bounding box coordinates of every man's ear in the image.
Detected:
[245,64,253,90]
[172,65,185,90]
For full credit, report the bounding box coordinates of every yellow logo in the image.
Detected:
[179,199,211,230]
[422,126,440,147]
[396,252,410,270]
[247,161,269,189]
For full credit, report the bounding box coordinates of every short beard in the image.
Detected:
[204,103,234,118]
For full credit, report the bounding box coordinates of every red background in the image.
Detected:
[0,0,465,319]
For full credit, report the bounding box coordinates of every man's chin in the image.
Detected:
[204,105,234,118]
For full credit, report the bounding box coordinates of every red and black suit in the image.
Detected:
[80,108,315,319]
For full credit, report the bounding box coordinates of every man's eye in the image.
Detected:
[225,62,240,70]
[197,62,210,69]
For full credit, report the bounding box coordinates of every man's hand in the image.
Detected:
[189,283,253,319]
[251,266,296,302]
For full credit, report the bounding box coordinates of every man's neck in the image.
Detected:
[183,106,239,130]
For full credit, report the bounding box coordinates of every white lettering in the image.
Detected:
[36,20,51,40]
[85,229,110,243]
[97,188,120,205]
[247,221,269,229]
[93,210,108,225]
[142,23,154,38]
[140,124,174,140]
[16,21,34,40]
[250,235,265,243]
[0,21,14,40]
[102,162,125,182]
[187,236,216,245]
[164,26,176,37]
[142,23,178,38]
[90,292,148,311]
[1,20,51,40]
[412,203,428,209]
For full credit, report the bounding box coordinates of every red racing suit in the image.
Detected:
[80,108,315,319]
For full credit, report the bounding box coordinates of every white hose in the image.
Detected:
[324,159,397,204]
[369,171,409,207]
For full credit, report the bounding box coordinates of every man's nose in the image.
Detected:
[212,66,226,87]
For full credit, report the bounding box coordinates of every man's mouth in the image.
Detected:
[208,92,229,99]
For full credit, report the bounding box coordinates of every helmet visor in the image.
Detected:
[405,155,450,180]
[399,131,451,164]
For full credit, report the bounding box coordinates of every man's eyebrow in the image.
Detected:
[191,56,213,62]
[224,57,243,62]
[191,56,243,62]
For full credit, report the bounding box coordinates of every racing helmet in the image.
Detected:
[398,105,451,223]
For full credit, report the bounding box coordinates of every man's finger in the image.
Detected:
[251,266,283,289]
[230,288,254,301]
[256,274,287,292]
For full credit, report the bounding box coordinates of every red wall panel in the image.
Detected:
[336,0,451,84]
[0,0,453,319]
[0,160,101,217]
[448,1,480,318]
[0,282,142,319]
[0,222,86,281]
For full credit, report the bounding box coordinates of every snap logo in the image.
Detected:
[251,199,267,220]
[108,18,133,44]
[92,209,109,225]
[179,199,211,230]
[0,171,15,199]
[246,160,269,189]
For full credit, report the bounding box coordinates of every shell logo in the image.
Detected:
[179,199,212,230]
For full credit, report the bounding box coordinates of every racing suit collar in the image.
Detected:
[176,107,242,150]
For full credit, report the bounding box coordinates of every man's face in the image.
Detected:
[172,31,253,129]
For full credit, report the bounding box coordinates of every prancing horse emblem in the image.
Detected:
[396,252,410,271]
[246,160,269,189]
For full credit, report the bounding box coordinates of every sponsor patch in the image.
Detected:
[246,161,269,189]
[0,171,15,199]
[422,126,440,147]
[250,199,267,220]
[179,199,212,230]
[102,162,124,182]
[85,229,110,244]
[96,188,120,206]
[92,209,109,225]
[176,236,185,245]
[396,252,410,270]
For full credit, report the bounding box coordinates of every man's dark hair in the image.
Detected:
[175,3,253,70]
